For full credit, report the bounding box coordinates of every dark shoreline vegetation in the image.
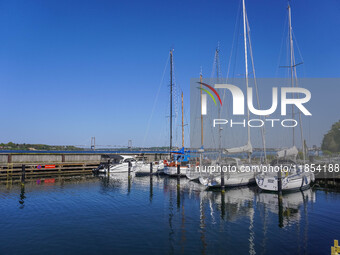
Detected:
[322,120,340,154]
[0,142,83,151]
[0,142,170,152]
[2,119,340,154]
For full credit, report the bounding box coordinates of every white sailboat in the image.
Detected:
[135,159,166,176]
[256,3,314,192]
[185,72,205,181]
[256,146,315,191]
[198,0,263,187]
[198,157,256,187]
[164,91,189,176]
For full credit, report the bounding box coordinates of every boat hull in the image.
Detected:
[256,172,315,192]
[199,172,256,188]
[98,163,136,173]
[164,166,187,176]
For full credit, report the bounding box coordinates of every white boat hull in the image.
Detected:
[98,162,136,173]
[164,166,187,176]
[199,171,256,187]
[256,172,315,192]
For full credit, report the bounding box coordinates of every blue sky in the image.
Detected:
[0,0,339,148]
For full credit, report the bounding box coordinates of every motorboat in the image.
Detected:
[98,155,137,173]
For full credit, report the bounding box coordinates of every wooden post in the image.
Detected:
[176,163,181,208]
[177,176,180,208]
[277,169,282,195]
[107,160,110,176]
[21,165,25,184]
[278,191,283,228]
[149,174,153,202]
[150,162,153,175]
[221,189,225,219]
[128,161,131,179]
[221,167,225,192]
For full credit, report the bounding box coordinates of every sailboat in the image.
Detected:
[164,91,190,176]
[198,0,263,187]
[163,50,189,176]
[255,3,315,192]
[186,72,206,181]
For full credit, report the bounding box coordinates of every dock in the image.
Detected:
[0,151,169,180]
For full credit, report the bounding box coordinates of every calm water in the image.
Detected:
[0,174,339,255]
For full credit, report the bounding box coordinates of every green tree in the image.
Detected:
[321,120,340,153]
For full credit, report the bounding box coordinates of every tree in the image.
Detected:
[321,120,340,153]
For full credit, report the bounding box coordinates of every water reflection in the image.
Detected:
[19,184,26,209]
[0,174,334,255]
[149,175,153,202]
[256,189,315,228]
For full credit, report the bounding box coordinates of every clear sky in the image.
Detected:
[0,0,339,148]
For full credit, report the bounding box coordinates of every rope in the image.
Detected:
[143,54,170,147]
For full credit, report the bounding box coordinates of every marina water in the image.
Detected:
[0,174,339,254]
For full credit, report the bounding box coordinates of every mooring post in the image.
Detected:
[21,165,25,184]
[107,160,110,176]
[277,169,282,196]
[150,162,153,175]
[149,175,153,202]
[277,169,283,227]
[221,167,225,192]
[221,189,226,219]
[176,164,181,208]
[277,168,283,227]
[128,161,131,179]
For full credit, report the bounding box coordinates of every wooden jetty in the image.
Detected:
[0,151,168,180]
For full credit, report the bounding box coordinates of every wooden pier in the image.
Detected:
[0,161,100,180]
[0,151,169,180]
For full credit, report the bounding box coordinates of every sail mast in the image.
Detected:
[170,49,173,158]
[181,92,184,148]
[245,14,267,163]
[242,0,251,161]
[288,4,296,147]
[215,43,222,151]
[200,73,204,148]
[288,3,306,161]
[215,45,222,160]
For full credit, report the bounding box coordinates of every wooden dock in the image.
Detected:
[0,161,100,180]
[0,151,169,180]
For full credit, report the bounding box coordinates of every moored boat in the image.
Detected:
[256,157,315,192]
[98,155,137,173]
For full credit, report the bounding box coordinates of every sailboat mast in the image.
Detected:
[200,73,204,148]
[215,45,222,159]
[181,92,184,148]
[288,4,296,147]
[242,0,251,161]
[242,0,250,144]
[170,49,173,158]
[288,4,306,161]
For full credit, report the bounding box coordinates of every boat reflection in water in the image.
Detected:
[256,189,316,228]
[0,174,329,255]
